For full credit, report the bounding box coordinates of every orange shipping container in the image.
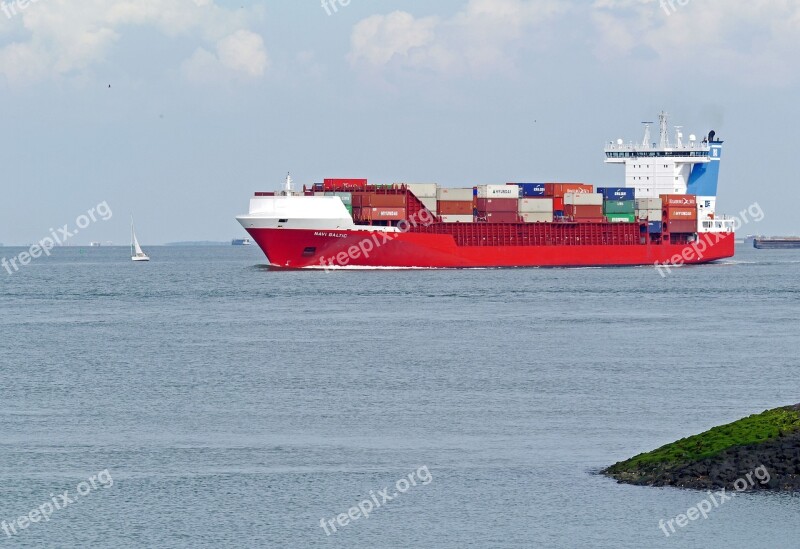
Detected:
[369,194,407,208]
[665,207,698,220]
[368,207,406,221]
[565,205,603,218]
[545,183,594,197]
[660,194,697,207]
[476,198,518,212]
[438,201,473,215]
[356,193,406,208]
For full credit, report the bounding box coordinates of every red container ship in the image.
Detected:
[237,113,735,269]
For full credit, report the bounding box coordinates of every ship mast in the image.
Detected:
[659,111,670,148]
[284,172,293,193]
[641,122,653,148]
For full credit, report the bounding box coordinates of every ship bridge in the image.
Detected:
[604,112,722,199]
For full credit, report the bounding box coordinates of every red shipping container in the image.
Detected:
[660,194,697,207]
[666,219,697,233]
[368,207,406,221]
[476,198,517,212]
[565,205,603,217]
[369,194,406,208]
[553,197,564,211]
[665,207,698,220]
[545,183,594,197]
[485,212,519,223]
[324,178,368,191]
[438,201,473,215]
[351,194,363,207]
[572,217,607,223]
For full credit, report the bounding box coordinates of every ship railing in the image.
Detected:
[604,143,711,153]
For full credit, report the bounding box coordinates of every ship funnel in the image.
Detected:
[687,133,724,197]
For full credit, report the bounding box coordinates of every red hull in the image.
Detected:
[245,226,735,269]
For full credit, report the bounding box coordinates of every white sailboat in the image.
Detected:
[131,218,150,262]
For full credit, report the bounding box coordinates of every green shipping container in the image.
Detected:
[335,192,353,205]
[605,214,636,223]
[603,200,635,214]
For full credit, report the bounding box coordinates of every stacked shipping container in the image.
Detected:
[661,194,698,233]
[475,195,519,223]
[306,180,702,234]
[352,192,407,222]
[437,187,473,223]
[403,183,438,216]
[596,187,636,223]
[564,191,603,222]
[518,197,554,223]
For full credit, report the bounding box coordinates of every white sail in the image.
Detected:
[133,232,144,256]
[131,218,150,261]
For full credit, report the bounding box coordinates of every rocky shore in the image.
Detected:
[604,404,800,491]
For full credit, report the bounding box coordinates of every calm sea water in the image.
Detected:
[1,244,798,548]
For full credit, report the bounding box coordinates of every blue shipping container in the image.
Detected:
[511,183,547,197]
[648,221,663,234]
[597,187,635,201]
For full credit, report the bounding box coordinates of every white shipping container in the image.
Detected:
[476,185,520,199]
[518,198,554,213]
[520,212,553,223]
[636,209,662,221]
[636,198,663,210]
[565,192,603,206]
[404,183,438,198]
[437,188,474,201]
[419,196,438,214]
[440,215,473,223]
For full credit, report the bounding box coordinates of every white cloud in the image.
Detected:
[591,0,800,85]
[348,0,565,77]
[0,0,267,84]
[217,30,268,77]
[183,29,269,82]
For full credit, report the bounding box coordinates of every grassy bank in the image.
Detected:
[605,405,800,476]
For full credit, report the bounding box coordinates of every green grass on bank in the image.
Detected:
[607,405,800,474]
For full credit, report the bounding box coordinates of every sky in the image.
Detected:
[0,0,798,245]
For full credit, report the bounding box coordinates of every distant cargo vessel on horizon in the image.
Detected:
[754,237,800,249]
[237,113,735,269]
